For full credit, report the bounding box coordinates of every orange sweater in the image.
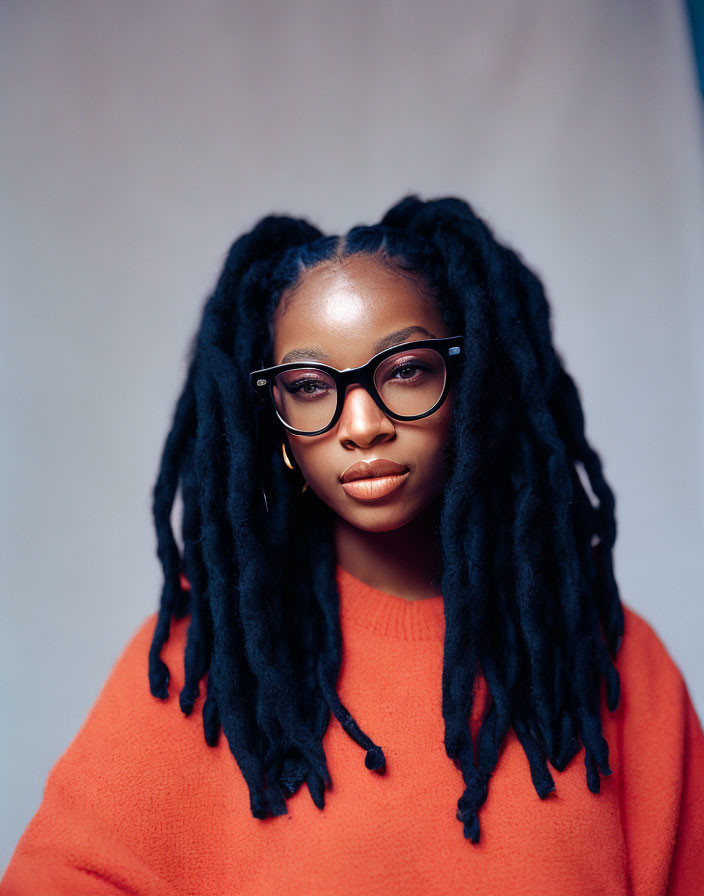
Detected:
[3,564,704,895]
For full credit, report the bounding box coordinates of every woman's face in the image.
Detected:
[270,254,456,533]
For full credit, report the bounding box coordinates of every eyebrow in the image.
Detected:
[278,326,437,365]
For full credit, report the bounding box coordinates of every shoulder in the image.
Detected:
[53,611,198,779]
[31,610,212,841]
[608,602,702,753]
[616,602,690,700]
[619,602,676,666]
[73,611,192,725]
[0,614,227,889]
[99,610,191,698]
[605,605,704,893]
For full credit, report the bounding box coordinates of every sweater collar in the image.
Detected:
[335,563,445,641]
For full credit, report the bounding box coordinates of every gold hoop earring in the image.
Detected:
[281,441,295,470]
[282,442,308,494]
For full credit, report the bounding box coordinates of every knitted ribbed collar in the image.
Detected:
[335,563,445,641]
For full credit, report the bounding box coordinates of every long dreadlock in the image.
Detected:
[148,195,624,842]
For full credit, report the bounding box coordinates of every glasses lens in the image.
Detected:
[374,348,447,417]
[272,348,447,433]
[273,368,337,433]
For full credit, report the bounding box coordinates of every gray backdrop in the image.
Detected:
[2,0,703,872]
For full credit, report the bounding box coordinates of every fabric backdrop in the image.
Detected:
[2,0,703,873]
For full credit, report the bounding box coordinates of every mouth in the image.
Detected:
[339,458,410,483]
[340,470,411,501]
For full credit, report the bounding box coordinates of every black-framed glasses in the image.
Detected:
[249,335,465,436]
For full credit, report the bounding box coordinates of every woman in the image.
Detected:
[3,195,703,894]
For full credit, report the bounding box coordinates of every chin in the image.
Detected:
[341,501,428,533]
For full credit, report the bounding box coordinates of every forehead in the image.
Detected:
[271,255,448,368]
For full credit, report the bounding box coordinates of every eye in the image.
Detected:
[394,363,419,378]
[285,377,332,396]
[388,360,431,381]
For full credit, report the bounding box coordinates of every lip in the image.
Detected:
[339,458,410,483]
[341,471,411,501]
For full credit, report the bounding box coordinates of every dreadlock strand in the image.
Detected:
[148,367,197,700]
[552,365,624,655]
[512,708,556,799]
[192,360,269,817]
[510,430,561,745]
[179,442,212,716]
[514,257,622,662]
[309,515,386,773]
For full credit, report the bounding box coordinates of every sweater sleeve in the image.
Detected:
[0,613,187,896]
[665,659,704,894]
[613,607,704,895]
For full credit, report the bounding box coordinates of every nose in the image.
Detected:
[336,383,395,448]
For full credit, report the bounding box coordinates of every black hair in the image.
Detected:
[148,195,624,842]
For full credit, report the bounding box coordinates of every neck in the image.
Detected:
[333,496,443,602]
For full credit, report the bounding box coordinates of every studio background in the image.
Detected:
[2,0,703,871]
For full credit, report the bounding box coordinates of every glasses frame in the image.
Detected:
[249,335,465,436]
